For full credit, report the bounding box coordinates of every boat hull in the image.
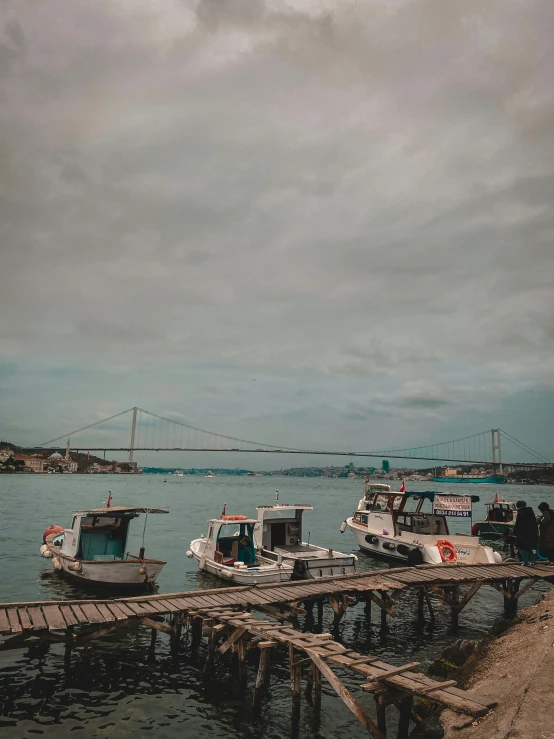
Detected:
[473,521,514,539]
[432,476,506,484]
[189,539,293,585]
[42,538,165,588]
[346,519,499,565]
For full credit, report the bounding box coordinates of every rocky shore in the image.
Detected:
[441,588,554,739]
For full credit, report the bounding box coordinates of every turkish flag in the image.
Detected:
[399,480,406,493]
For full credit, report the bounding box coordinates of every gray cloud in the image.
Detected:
[0,0,553,460]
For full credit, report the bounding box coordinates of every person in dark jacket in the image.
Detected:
[514,500,538,566]
[538,502,554,565]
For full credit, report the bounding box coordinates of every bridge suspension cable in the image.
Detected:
[32,407,550,466]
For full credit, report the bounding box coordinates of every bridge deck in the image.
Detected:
[0,561,550,636]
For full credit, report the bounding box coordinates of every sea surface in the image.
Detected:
[1,474,553,738]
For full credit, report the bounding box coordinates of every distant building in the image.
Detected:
[382,460,390,474]
[14,454,45,473]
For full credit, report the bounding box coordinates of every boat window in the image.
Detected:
[208,525,214,540]
[370,495,391,512]
[216,523,256,565]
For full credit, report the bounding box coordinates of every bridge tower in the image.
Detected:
[129,407,137,464]
[491,428,502,474]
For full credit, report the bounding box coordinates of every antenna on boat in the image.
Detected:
[139,510,148,560]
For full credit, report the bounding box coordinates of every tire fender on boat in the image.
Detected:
[186,550,193,559]
[52,556,62,571]
[67,561,82,572]
[39,544,53,559]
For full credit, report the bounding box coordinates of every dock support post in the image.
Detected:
[396,696,413,739]
[237,637,247,683]
[380,591,387,631]
[424,589,436,621]
[364,596,372,623]
[451,587,460,627]
[150,628,157,650]
[317,599,324,626]
[289,643,302,721]
[253,646,271,706]
[64,627,73,662]
[504,579,520,619]
[374,695,387,736]
[312,662,322,713]
[171,615,183,650]
[417,589,425,621]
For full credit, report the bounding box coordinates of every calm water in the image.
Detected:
[1,474,553,738]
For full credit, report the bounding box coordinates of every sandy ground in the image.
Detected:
[442,589,554,739]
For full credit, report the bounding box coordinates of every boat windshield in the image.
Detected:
[78,516,130,560]
[216,522,256,565]
[486,504,515,522]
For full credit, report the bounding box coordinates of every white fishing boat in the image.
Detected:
[342,484,502,566]
[254,504,357,579]
[188,502,357,584]
[206,471,214,478]
[187,513,294,584]
[39,499,168,589]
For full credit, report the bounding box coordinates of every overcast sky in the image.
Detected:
[0,0,552,468]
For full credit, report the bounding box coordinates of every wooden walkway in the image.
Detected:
[1,561,551,637]
[2,561,549,737]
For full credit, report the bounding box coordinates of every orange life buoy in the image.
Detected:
[222,515,248,521]
[436,539,457,563]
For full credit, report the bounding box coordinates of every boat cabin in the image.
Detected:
[255,504,314,553]
[56,506,168,561]
[485,500,516,523]
[352,491,479,537]
[205,518,258,566]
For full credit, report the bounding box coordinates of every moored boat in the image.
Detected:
[254,504,357,579]
[39,500,168,589]
[188,501,357,584]
[343,486,502,566]
[471,497,516,539]
[187,513,294,584]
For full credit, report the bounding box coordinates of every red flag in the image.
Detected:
[399,480,405,493]
[494,491,499,503]
[106,492,112,508]
[220,503,226,519]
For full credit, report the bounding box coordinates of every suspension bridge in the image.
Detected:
[22,407,551,469]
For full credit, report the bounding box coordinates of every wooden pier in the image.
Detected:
[1,561,552,738]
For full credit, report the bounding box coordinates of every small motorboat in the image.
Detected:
[343,484,502,565]
[254,504,357,579]
[471,497,516,539]
[188,502,357,584]
[187,513,294,584]
[40,499,168,589]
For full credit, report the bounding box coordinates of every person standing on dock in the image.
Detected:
[514,500,538,566]
[538,503,554,565]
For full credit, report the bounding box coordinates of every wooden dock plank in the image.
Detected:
[156,599,182,613]
[105,603,131,621]
[70,604,90,623]
[79,603,106,624]
[27,607,47,630]
[95,604,116,622]
[59,606,78,627]
[17,609,33,631]
[42,605,67,631]
[143,600,168,614]
[0,609,11,633]
[112,602,136,617]
[7,608,22,634]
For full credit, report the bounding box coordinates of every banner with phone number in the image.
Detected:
[433,495,472,517]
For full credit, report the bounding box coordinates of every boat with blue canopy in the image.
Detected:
[342,484,502,566]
